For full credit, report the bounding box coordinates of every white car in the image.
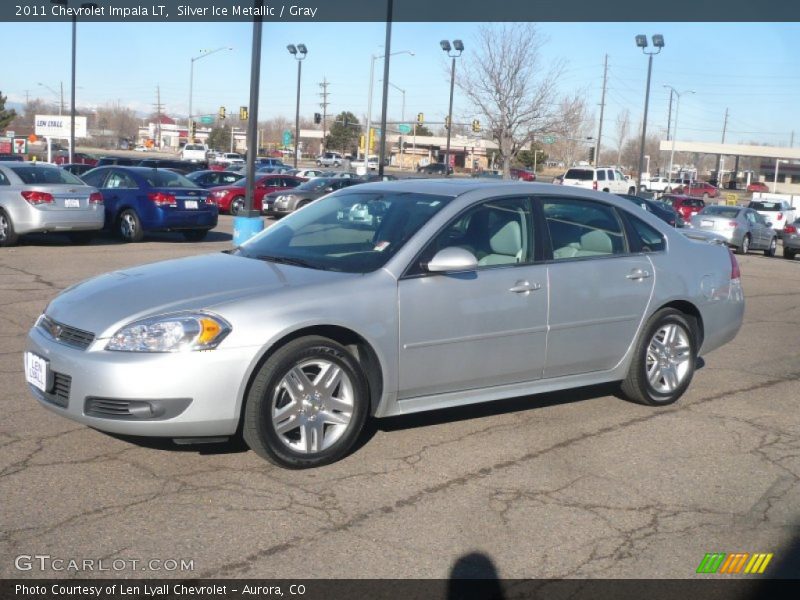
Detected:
[747,199,796,237]
[642,176,671,193]
[559,166,636,195]
[216,152,245,166]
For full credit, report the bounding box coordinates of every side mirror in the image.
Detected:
[427,247,479,273]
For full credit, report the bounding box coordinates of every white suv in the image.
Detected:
[747,199,796,237]
[560,167,636,195]
[316,152,343,167]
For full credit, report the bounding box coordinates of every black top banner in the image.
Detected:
[2,0,799,22]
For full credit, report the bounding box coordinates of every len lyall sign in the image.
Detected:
[34,115,88,139]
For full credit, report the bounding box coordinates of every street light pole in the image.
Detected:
[635,34,664,190]
[441,39,464,176]
[189,47,232,134]
[664,85,695,185]
[364,50,414,164]
[774,159,788,193]
[287,44,308,168]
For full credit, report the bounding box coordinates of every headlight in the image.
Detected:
[106,312,231,352]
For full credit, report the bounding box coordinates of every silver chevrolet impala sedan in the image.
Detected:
[25,181,744,468]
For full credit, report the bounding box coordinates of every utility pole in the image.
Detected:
[319,78,330,153]
[714,107,728,185]
[594,54,608,166]
[790,131,795,147]
[665,87,674,141]
[153,86,164,150]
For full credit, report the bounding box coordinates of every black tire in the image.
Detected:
[620,308,697,407]
[0,209,19,247]
[784,247,797,260]
[316,161,322,166]
[296,199,312,211]
[242,336,369,468]
[182,230,208,242]
[764,237,777,257]
[628,186,637,194]
[67,231,94,245]
[737,234,750,255]
[117,209,144,242]
[230,196,245,216]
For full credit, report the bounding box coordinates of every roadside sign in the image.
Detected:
[543,135,556,144]
[5,131,14,138]
[199,115,214,124]
[397,124,412,134]
[282,130,292,146]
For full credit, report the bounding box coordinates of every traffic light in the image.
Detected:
[239,106,248,121]
[417,112,424,125]
[189,120,197,140]
[368,127,376,151]
[444,116,451,130]
[218,106,226,120]
[359,135,365,151]
[471,119,481,133]
[314,112,322,124]
[588,146,596,164]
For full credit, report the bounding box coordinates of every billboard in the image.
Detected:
[34,115,88,138]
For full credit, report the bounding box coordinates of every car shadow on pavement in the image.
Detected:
[17,229,232,246]
[100,430,250,455]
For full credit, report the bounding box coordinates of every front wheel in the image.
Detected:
[230,196,245,216]
[620,308,697,406]
[117,209,144,242]
[765,237,777,257]
[243,336,369,468]
[628,186,637,194]
[784,247,797,260]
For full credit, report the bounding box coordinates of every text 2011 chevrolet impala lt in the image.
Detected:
[25,181,744,468]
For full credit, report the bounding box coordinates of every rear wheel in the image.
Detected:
[117,209,144,242]
[0,209,19,247]
[230,196,245,216]
[242,336,369,468]
[764,237,777,257]
[182,230,208,242]
[628,186,637,194]
[621,308,697,406]
[296,200,312,211]
[737,234,750,255]
[784,247,797,260]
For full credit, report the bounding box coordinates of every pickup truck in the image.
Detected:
[640,176,671,193]
[180,144,208,162]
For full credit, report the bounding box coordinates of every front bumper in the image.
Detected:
[26,324,256,437]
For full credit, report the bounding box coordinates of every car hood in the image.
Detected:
[44,253,352,337]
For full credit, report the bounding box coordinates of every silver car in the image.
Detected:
[690,205,778,256]
[0,163,104,247]
[783,218,799,260]
[25,181,744,468]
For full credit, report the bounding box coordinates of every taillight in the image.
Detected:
[592,181,598,190]
[89,192,103,204]
[729,249,740,280]
[785,224,797,234]
[21,191,54,205]
[148,192,176,206]
[728,221,738,227]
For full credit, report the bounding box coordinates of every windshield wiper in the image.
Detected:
[253,255,320,269]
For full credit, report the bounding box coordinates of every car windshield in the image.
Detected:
[142,169,198,188]
[235,191,453,273]
[701,206,740,218]
[749,201,781,211]
[564,169,592,180]
[8,165,84,185]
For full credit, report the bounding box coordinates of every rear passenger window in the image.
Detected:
[597,170,606,181]
[543,198,626,260]
[628,215,666,253]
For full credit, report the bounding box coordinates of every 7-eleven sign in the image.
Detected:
[13,138,27,154]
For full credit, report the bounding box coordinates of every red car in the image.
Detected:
[663,194,706,221]
[747,181,769,193]
[208,175,304,214]
[52,152,97,166]
[509,167,536,181]
[676,180,718,199]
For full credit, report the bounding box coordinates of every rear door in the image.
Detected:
[540,195,654,377]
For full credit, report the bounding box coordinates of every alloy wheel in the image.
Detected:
[645,323,692,394]
[121,214,137,238]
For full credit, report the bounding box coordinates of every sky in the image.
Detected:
[2,20,799,147]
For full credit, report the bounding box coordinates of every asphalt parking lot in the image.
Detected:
[1,217,799,580]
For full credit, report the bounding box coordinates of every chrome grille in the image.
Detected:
[37,316,95,350]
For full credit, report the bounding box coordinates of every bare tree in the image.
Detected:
[550,93,594,167]
[614,109,630,166]
[458,24,563,178]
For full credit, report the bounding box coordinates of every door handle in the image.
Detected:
[509,281,542,294]
[626,268,651,281]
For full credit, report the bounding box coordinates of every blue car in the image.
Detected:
[80,166,218,242]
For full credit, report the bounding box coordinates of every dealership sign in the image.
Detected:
[35,115,88,138]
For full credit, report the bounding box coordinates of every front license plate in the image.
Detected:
[701,219,714,227]
[184,200,198,209]
[24,352,48,392]
[64,198,81,208]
